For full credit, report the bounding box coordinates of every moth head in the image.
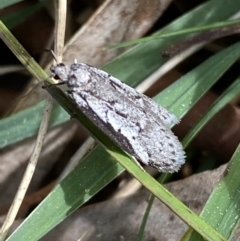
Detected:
[50,63,70,83]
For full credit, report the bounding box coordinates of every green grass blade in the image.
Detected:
[0,0,23,9]
[108,18,240,49]
[137,174,171,241]
[184,144,240,241]
[1,0,50,29]
[154,41,240,117]
[6,115,227,241]
[182,76,240,148]
[137,42,240,241]
[7,145,125,241]
[0,102,69,148]
[102,0,240,85]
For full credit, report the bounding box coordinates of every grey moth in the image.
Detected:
[50,61,185,173]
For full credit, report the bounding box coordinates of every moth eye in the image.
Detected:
[58,63,65,67]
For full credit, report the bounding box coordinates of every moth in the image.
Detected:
[50,60,185,173]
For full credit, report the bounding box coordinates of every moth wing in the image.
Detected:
[71,87,185,172]
[69,64,185,172]
[76,64,179,127]
[103,73,180,128]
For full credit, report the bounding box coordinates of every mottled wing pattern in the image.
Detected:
[104,74,180,128]
[65,63,185,173]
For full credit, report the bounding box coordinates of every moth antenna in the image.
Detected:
[45,49,59,64]
[51,50,58,64]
